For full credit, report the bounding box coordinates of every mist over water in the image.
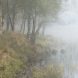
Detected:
[46,0,78,78]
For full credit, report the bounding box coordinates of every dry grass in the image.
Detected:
[0,32,63,78]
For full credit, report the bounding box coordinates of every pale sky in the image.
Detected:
[46,0,78,43]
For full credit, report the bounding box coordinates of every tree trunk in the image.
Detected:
[1,13,4,28]
[1,0,4,28]
[20,9,26,33]
[11,0,16,31]
[22,18,26,34]
[27,15,31,39]
[35,20,46,35]
[31,12,36,44]
[11,13,15,31]
[6,0,9,31]
[35,22,43,35]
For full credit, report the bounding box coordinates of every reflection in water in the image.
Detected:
[62,0,78,78]
[46,0,78,78]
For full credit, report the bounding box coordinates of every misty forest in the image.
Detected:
[0,0,78,78]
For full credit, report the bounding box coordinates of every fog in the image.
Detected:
[46,0,78,44]
[45,0,78,78]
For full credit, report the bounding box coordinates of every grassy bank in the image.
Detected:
[0,32,63,78]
